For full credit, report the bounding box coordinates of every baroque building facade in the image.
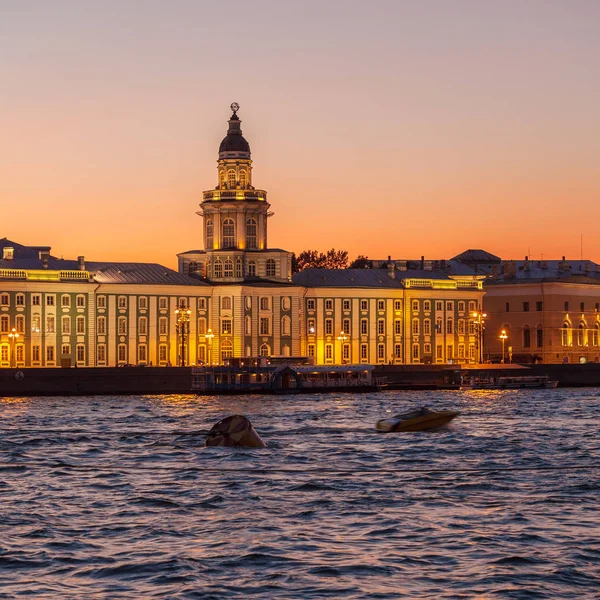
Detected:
[1,105,485,368]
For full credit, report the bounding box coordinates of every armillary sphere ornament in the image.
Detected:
[230,102,240,114]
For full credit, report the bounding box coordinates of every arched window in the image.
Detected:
[446,318,453,334]
[224,259,233,277]
[266,259,276,278]
[562,322,569,346]
[245,316,251,335]
[227,169,236,189]
[436,317,443,334]
[206,219,213,249]
[222,219,235,248]
[282,315,291,336]
[248,261,257,277]
[235,259,242,278]
[260,343,270,357]
[239,170,247,188]
[221,339,233,362]
[246,218,257,248]
[578,322,586,346]
[213,260,223,278]
[221,297,232,311]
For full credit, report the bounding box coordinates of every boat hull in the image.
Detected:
[377,409,460,433]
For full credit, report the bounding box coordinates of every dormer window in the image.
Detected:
[2,247,14,260]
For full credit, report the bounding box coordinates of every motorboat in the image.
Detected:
[376,407,460,433]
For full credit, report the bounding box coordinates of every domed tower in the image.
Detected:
[182,103,291,283]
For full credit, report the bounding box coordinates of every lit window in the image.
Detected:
[221,319,232,335]
[227,169,236,188]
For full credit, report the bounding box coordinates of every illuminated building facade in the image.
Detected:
[1,105,485,368]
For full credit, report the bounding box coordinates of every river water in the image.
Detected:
[1,389,599,599]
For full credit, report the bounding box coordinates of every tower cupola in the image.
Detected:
[218,102,251,159]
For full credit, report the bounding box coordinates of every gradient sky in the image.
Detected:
[2,0,599,268]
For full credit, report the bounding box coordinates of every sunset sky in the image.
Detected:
[2,0,599,268]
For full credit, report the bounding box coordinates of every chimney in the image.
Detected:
[77,256,85,270]
[420,255,424,270]
[388,261,396,279]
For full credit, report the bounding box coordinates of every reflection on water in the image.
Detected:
[1,389,599,598]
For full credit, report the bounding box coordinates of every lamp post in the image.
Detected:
[499,329,508,364]
[205,328,214,365]
[472,311,487,363]
[8,327,19,368]
[337,331,348,364]
[175,302,192,367]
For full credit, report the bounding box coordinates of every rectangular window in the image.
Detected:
[412,300,419,312]
[159,297,168,309]
[97,295,106,308]
[536,301,543,311]
[412,319,420,335]
[468,301,476,312]
[0,293,9,306]
[1,346,7,362]
[360,344,368,361]
[198,318,206,335]
[458,320,465,335]
[32,294,41,306]
[32,345,40,362]
[307,299,316,310]
[361,300,368,311]
[458,301,465,312]
[325,344,333,361]
[537,328,543,347]
[61,295,71,308]
[77,345,85,362]
[97,345,106,363]
[198,345,207,363]
[564,301,569,311]
[343,299,351,311]
[446,302,453,311]
[308,344,315,357]
[324,319,333,335]
[16,345,24,362]
[506,302,510,312]
[16,294,25,306]
[97,317,106,335]
[118,344,127,362]
[138,317,147,335]
[259,318,269,335]
[361,319,368,335]
[377,344,385,361]
[394,343,401,358]
[469,344,475,359]
[138,345,147,362]
[446,320,453,334]
[47,346,55,361]
[436,345,443,359]
[378,300,385,311]
[458,344,465,358]
[580,302,585,311]
[46,295,55,306]
[118,296,127,309]
[378,319,385,335]
[342,318,351,336]
[118,318,127,335]
[412,344,419,360]
[16,315,24,332]
[423,320,430,335]
[325,299,333,310]
[47,316,55,333]
[423,301,431,312]
[159,345,167,363]
[436,301,443,311]
[394,319,401,335]
[198,297,206,310]
[424,343,431,355]
[62,317,71,334]
[222,319,233,334]
[394,300,402,311]
[447,345,453,359]
[159,317,168,335]
[139,296,148,309]
[523,302,529,312]
[307,318,316,334]
[76,295,85,308]
[76,316,85,334]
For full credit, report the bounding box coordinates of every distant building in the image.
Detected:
[0,106,484,368]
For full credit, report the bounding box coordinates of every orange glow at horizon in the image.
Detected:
[1,1,599,268]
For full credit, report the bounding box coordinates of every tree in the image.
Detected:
[349,255,372,269]
[293,248,349,272]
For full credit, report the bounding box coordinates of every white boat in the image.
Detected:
[461,375,558,390]
[376,407,460,432]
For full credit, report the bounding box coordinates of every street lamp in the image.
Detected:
[8,327,19,368]
[337,331,348,364]
[175,302,192,367]
[499,329,508,364]
[472,311,487,363]
[205,328,215,365]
